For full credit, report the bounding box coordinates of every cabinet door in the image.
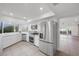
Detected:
[39,41,48,55]
[39,40,56,56]
[0,36,3,55]
[2,34,22,48]
[40,22,47,40]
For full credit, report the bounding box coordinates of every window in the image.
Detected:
[0,20,19,34]
[0,21,2,33]
[3,20,14,33]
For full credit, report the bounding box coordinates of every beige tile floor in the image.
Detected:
[3,41,46,56]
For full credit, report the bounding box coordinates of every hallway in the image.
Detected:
[58,35,79,56]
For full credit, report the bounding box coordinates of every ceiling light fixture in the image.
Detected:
[40,7,43,10]
[27,20,31,23]
[23,17,26,19]
[9,12,14,16]
[75,18,78,22]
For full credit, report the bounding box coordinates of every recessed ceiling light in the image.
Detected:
[9,12,14,16]
[23,17,26,19]
[40,7,43,10]
[27,20,31,22]
[75,18,78,22]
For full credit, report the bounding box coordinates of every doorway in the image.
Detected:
[58,16,79,56]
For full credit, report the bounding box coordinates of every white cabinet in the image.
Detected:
[39,40,56,56]
[0,35,3,55]
[2,33,22,48]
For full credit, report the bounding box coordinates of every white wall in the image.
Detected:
[19,24,28,32]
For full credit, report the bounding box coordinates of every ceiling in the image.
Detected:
[48,3,79,18]
[0,3,79,21]
[0,3,51,20]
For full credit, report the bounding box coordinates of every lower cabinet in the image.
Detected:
[0,36,3,56]
[2,33,22,48]
[22,34,27,41]
[39,40,56,56]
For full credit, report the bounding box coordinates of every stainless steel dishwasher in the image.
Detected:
[22,34,27,41]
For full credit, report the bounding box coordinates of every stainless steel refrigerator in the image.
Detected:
[39,20,58,56]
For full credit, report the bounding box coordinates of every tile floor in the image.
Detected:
[3,41,46,56]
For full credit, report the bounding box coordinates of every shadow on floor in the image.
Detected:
[54,50,71,56]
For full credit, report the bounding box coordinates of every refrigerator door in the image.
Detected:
[40,21,58,43]
[39,21,49,42]
[49,21,58,44]
[40,21,47,41]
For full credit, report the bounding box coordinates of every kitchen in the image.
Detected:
[0,3,60,56]
[0,13,59,56]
